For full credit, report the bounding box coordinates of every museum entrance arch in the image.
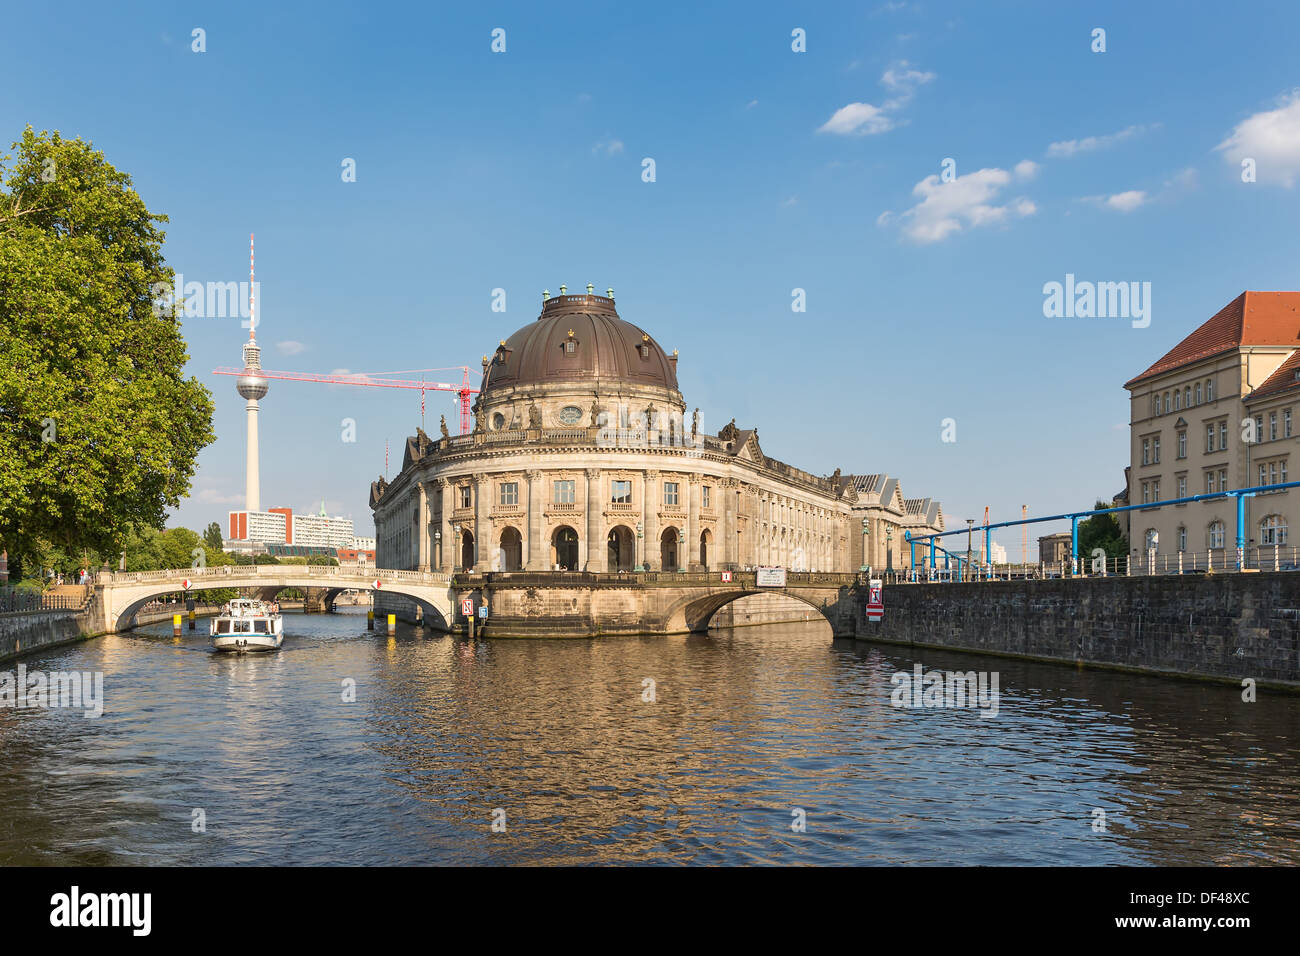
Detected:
[607,525,635,572]
[499,527,523,571]
[553,526,579,571]
[660,527,681,572]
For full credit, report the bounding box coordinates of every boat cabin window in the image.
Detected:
[217,620,231,634]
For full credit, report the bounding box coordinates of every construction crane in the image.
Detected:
[212,365,480,434]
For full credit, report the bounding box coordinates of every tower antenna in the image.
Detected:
[249,232,256,339]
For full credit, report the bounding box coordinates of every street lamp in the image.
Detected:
[677,530,686,572]
[966,518,974,581]
[885,524,893,577]
[433,528,441,570]
[860,517,870,573]
[635,521,644,572]
[452,524,461,571]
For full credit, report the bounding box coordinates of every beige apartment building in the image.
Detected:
[1124,291,1300,565]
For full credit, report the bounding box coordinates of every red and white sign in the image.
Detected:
[866,578,884,622]
[181,579,192,591]
[721,571,733,583]
[372,579,383,590]
[461,597,474,617]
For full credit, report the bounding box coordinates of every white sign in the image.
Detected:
[478,604,489,620]
[181,579,192,591]
[373,579,383,590]
[756,566,787,587]
[867,577,883,622]
[721,571,733,583]
[461,597,474,616]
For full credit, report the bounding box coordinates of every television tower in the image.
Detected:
[236,233,269,512]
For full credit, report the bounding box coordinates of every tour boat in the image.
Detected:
[210,598,284,653]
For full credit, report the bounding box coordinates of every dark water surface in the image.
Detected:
[1,609,1296,865]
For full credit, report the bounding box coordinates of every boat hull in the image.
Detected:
[212,633,284,653]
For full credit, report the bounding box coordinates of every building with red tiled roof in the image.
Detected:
[1124,291,1300,568]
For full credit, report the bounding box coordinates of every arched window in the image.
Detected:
[1208,521,1225,549]
[1144,528,1159,551]
[1260,515,1288,546]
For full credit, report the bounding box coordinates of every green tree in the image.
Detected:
[1077,500,1128,560]
[203,522,225,553]
[0,127,215,567]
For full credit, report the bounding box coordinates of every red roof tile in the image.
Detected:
[1125,291,1300,388]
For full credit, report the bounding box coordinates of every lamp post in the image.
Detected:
[860,517,870,573]
[452,524,461,571]
[885,525,893,578]
[635,521,643,572]
[965,519,976,581]
[433,529,441,571]
[677,530,686,572]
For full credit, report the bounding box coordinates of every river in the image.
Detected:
[1,609,1296,865]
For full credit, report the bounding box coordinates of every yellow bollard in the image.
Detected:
[172,613,182,637]
[189,609,196,631]
[387,613,396,636]
[367,608,374,631]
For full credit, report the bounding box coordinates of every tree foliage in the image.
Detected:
[0,127,215,567]
[203,522,224,553]
[1077,500,1128,559]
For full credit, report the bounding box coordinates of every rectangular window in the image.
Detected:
[1152,480,1160,502]
[1255,417,1264,443]
[611,480,632,504]
[553,479,575,505]
[1142,439,1151,465]
[1283,460,1289,484]
[1142,482,1150,504]
[1206,425,1215,453]
[1178,526,1187,551]
[1153,437,1161,463]
[1220,422,1228,449]
[1270,462,1278,486]
[1207,379,1215,401]
[663,481,679,506]
[1260,464,1268,486]
[499,482,518,506]
[1270,412,1278,441]
[459,486,472,508]
[1210,524,1225,549]
[1219,469,1227,492]
[1286,409,1293,438]
[1207,472,1216,494]
[702,486,711,508]
[1177,431,1186,459]
[1177,476,1187,498]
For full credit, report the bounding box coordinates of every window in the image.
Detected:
[1152,480,1160,501]
[1174,390,1182,410]
[499,482,519,506]
[1207,472,1217,494]
[1255,416,1264,443]
[1178,526,1187,551]
[1153,437,1161,463]
[1154,393,1162,415]
[1286,408,1293,438]
[1195,383,1202,404]
[1270,412,1279,441]
[1270,462,1278,486]
[1219,469,1227,492]
[1177,476,1187,498]
[553,479,575,505]
[557,405,583,425]
[663,481,679,506]
[611,480,632,504]
[1142,438,1151,465]
[565,340,576,354]
[1144,529,1159,551]
[1177,430,1187,459]
[1208,521,1226,549]
[1184,386,1191,408]
[1282,460,1288,484]
[1260,463,1268,486]
[1164,391,1171,413]
[1142,481,1150,504]
[1205,424,1215,453]
[702,486,711,508]
[1219,421,1228,450]
[1261,515,1288,546]
[459,486,472,508]
[1207,378,1215,401]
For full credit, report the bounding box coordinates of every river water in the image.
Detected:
[1,609,1296,865]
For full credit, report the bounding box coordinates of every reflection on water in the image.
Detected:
[1,610,1296,865]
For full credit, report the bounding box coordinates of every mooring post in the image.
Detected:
[367,607,374,630]
[172,613,181,638]
[387,613,396,636]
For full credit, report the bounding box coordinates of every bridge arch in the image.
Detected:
[659,587,834,634]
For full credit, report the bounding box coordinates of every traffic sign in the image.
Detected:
[721,571,733,583]
[461,597,474,617]
[478,605,489,620]
[373,579,383,590]
[867,577,883,622]
[181,579,192,591]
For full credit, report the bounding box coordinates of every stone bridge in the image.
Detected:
[84,566,869,638]
[86,566,456,634]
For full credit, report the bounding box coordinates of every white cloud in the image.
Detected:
[1105,190,1148,212]
[818,61,934,136]
[1014,159,1039,180]
[894,166,1035,243]
[276,340,306,355]
[746,99,758,109]
[195,488,244,506]
[1047,124,1149,158]
[818,102,894,136]
[1216,90,1300,187]
[781,196,799,207]
[593,139,624,156]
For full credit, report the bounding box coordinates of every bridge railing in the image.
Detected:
[450,570,860,588]
[103,566,453,586]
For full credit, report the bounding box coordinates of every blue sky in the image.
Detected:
[5,0,1300,554]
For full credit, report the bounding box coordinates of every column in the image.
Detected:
[721,479,735,566]
[687,476,700,570]
[473,475,489,571]
[644,470,660,570]
[584,468,603,571]
[416,481,429,571]
[526,469,545,570]
[432,478,448,571]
